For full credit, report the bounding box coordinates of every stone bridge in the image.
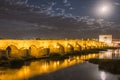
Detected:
[0,40,106,58]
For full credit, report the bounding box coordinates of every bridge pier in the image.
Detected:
[19,48,29,58]
[74,43,82,52]
[38,47,50,56]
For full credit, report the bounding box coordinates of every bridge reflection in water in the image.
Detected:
[0,54,99,80]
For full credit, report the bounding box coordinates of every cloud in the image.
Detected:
[64,13,74,18]
[96,19,104,25]
[40,25,56,30]
[31,1,56,15]
[86,19,95,25]
[43,2,57,15]
[64,3,71,7]
[0,0,120,39]
[3,0,74,18]
[63,0,72,8]
[69,7,74,10]
[51,2,56,6]
[114,2,120,6]
[76,16,89,22]
[63,0,68,4]
[0,13,117,39]
[5,0,29,5]
[55,8,65,16]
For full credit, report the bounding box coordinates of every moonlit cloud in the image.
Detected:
[55,8,65,16]
[86,19,95,25]
[5,0,28,5]
[40,25,56,30]
[64,3,71,7]
[69,7,74,10]
[114,2,120,6]
[63,0,68,4]
[96,19,104,25]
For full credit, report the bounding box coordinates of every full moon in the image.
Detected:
[94,2,113,17]
[101,6,108,13]
[99,6,109,14]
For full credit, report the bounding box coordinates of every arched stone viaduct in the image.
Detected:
[0,40,106,58]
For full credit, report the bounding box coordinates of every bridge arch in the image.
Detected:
[50,43,64,54]
[74,43,82,52]
[19,47,29,58]
[38,47,50,56]
[65,43,74,53]
[6,45,19,58]
[29,45,39,58]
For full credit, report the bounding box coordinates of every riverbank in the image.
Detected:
[88,59,120,74]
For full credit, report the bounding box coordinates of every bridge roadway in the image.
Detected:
[0,39,106,58]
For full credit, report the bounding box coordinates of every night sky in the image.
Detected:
[0,0,120,39]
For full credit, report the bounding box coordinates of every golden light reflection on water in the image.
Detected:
[100,71,106,80]
[99,49,120,59]
[0,54,99,80]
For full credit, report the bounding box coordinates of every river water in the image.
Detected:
[0,49,120,80]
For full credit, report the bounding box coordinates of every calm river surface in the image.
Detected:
[0,49,120,80]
